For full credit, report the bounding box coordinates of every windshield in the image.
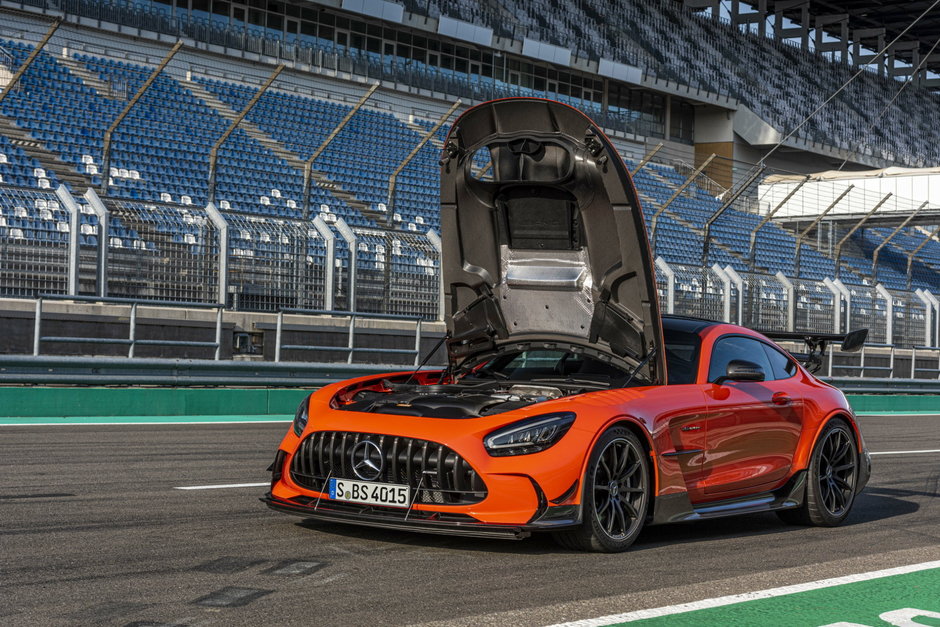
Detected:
[464,349,630,387]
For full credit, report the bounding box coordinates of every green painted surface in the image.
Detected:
[0,387,310,418]
[847,394,940,414]
[0,387,937,419]
[621,567,940,626]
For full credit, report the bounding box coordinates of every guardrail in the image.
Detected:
[910,345,940,379]
[0,355,404,387]
[826,342,896,378]
[274,308,424,366]
[33,294,225,360]
[2,353,940,393]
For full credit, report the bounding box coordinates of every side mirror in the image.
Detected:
[716,359,765,384]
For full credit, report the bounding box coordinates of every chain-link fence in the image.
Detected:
[793,279,835,333]
[0,186,71,297]
[225,213,325,311]
[670,266,725,320]
[388,231,440,319]
[103,198,221,303]
[895,292,929,347]
[848,286,888,345]
[743,273,789,331]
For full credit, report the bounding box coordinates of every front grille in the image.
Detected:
[289,431,488,505]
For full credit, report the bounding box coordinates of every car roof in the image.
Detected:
[662,314,720,335]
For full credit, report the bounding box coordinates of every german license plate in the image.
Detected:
[328,478,410,508]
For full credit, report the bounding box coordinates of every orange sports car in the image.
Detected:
[264,98,871,552]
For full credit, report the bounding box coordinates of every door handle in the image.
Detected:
[772,392,791,406]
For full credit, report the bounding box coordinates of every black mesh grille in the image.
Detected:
[289,431,488,505]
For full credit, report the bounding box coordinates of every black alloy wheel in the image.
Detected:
[554,427,649,552]
[778,419,858,527]
[816,425,857,517]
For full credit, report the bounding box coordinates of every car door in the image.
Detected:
[660,326,708,497]
[701,335,803,497]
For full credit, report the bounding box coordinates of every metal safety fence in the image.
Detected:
[4,184,940,348]
[101,197,221,303]
[225,212,323,311]
[0,186,72,297]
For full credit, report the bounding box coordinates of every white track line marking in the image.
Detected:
[549,560,940,627]
[172,449,936,491]
[174,482,268,490]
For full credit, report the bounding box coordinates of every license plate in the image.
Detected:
[328,478,410,508]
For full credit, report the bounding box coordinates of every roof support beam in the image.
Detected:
[834,193,892,279]
[853,28,886,74]
[0,18,61,107]
[774,0,810,51]
[730,0,768,37]
[650,153,716,254]
[907,225,940,290]
[793,185,854,279]
[206,64,285,204]
[872,201,927,276]
[815,14,850,63]
[102,40,184,196]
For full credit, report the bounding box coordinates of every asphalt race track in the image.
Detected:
[2,414,938,626]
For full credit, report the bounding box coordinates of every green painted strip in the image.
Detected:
[856,411,940,416]
[620,567,940,627]
[0,388,937,419]
[0,414,292,425]
[847,394,940,414]
[0,387,311,418]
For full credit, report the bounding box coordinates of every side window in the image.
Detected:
[664,327,701,385]
[708,336,774,383]
[761,343,798,380]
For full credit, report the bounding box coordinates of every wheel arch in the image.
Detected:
[796,409,861,471]
[583,415,659,509]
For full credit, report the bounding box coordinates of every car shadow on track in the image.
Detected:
[290,492,917,555]
[636,491,918,548]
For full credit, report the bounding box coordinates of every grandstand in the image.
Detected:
[2,0,940,356]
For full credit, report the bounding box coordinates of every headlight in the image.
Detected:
[292,396,310,436]
[483,412,575,456]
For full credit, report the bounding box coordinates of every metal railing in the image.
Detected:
[33,294,225,359]
[273,308,424,366]
[910,345,940,379]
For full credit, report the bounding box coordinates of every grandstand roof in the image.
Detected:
[764,166,940,184]
[783,1,940,73]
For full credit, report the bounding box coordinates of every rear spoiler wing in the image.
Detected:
[761,329,868,374]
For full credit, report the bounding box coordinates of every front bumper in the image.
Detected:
[263,492,582,539]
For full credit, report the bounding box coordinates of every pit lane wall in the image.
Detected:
[0,386,936,419]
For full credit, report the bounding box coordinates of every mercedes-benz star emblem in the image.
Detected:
[351,440,384,481]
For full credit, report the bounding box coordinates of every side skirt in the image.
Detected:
[649,471,807,525]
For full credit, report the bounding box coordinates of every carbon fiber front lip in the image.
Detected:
[262,493,534,540]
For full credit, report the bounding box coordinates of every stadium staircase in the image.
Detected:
[57,55,118,99]
[0,113,90,191]
[182,78,382,223]
[399,115,445,150]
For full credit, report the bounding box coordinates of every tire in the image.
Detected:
[553,427,650,552]
[778,419,859,527]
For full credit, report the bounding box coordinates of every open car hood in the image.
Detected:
[439,98,665,385]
